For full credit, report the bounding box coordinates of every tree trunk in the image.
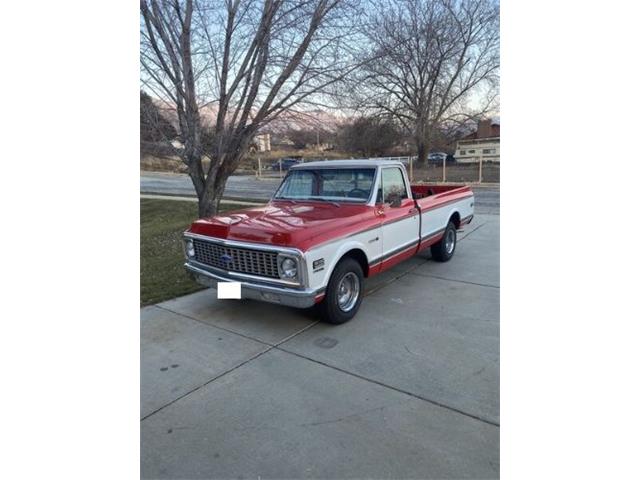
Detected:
[198,195,211,218]
[196,165,233,218]
[198,184,218,218]
[415,128,432,167]
[416,137,426,165]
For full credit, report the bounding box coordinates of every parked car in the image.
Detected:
[183,160,474,324]
[271,157,302,171]
[427,151,455,165]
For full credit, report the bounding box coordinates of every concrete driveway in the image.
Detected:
[141,213,500,479]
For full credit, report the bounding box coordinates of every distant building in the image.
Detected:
[305,141,334,152]
[455,118,500,163]
[254,133,271,152]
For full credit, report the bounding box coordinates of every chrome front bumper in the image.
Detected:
[184,262,321,309]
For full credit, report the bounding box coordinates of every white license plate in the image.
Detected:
[217,281,241,299]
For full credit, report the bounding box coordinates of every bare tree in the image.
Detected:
[287,127,335,149]
[141,0,362,216]
[338,116,402,156]
[354,0,499,165]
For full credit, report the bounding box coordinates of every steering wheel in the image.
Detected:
[347,188,369,199]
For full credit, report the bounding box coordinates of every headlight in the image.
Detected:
[185,240,195,258]
[279,257,298,279]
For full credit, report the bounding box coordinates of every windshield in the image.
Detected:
[274,168,376,203]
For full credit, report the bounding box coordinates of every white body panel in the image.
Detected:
[420,197,474,240]
[380,215,420,261]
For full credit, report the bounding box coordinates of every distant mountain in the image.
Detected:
[150,96,343,134]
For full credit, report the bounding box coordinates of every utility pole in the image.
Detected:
[442,157,447,183]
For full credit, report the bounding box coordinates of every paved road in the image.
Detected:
[141,171,500,214]
[141,213,500,478]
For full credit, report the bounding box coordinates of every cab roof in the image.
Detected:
[290,159,405,169]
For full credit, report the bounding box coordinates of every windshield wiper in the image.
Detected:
[274,197,297,204]
[306,197,341,207]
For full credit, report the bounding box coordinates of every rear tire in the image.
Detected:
[318,257,364,324]
[431,221,457,262]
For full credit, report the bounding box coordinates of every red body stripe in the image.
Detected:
[377,245,417,273]
[418,232,445,252]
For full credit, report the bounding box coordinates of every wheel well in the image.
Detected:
[340,249,370,277]
[450,211,461,228]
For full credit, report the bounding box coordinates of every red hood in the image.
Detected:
[188,200,375,251]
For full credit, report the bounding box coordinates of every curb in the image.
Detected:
[141,193,266,205]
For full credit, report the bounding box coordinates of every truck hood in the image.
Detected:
[188,200,373,250]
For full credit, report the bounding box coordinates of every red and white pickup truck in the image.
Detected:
[184,160,474,324]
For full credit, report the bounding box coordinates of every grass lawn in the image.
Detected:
[140,198,236,306]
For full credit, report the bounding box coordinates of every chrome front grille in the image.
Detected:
[192,239,279,279]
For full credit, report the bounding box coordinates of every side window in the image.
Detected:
[380,168,408,204]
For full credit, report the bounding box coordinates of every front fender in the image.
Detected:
[304,232,381,292]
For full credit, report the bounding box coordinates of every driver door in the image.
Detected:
[376,167,420,271]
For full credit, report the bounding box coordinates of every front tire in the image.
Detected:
[431,221,457,262]
[318,257,364,324]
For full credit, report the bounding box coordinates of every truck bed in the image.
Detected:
[410,183,472,200]
[411,184,473,211]
[410,183,474,240]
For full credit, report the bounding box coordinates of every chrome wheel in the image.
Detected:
[337,272,360,312]
[445,228,456,254]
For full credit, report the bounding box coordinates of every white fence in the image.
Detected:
[255,155,499,184]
